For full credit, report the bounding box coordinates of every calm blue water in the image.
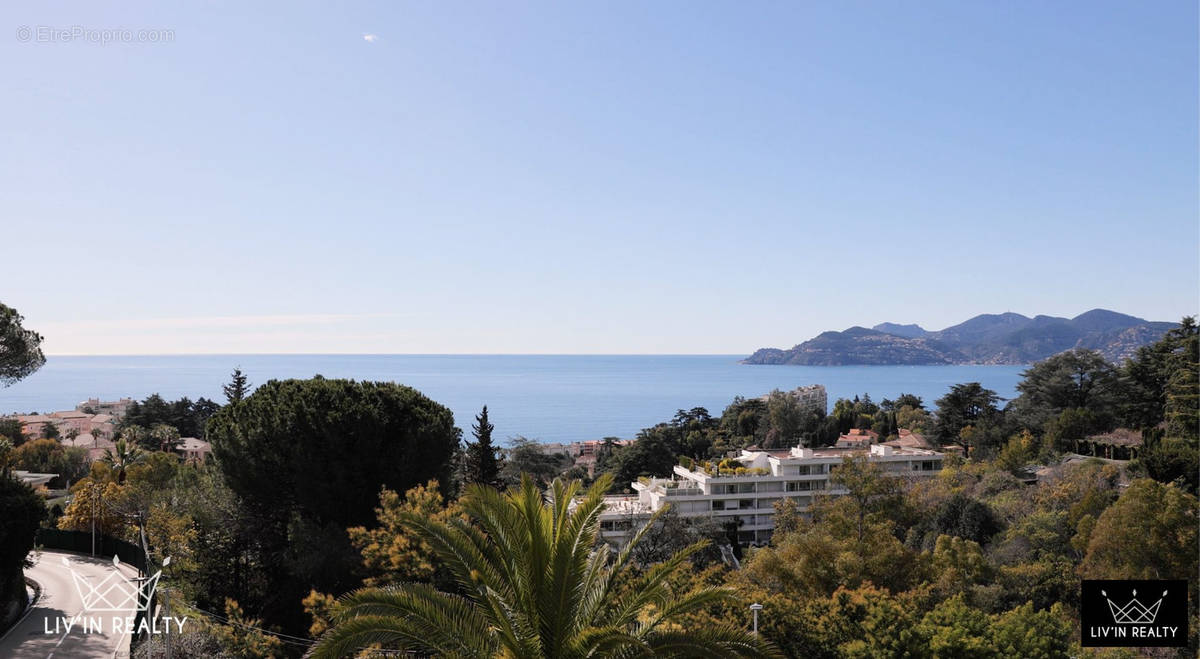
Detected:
[0,355,1027,443]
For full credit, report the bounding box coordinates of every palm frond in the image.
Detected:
[605,540,709,628]
[321,583,495,656]
[644,625,780,658]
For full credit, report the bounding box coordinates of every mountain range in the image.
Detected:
[742,309,1177,366]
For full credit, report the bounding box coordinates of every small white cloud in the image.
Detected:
[363,33,379,43]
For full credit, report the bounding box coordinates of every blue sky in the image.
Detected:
[3,1,1196,354]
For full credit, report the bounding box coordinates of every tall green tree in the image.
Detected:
[206,377,461,631]
[310,475,777,658]
[1162,317,1199,444]
[0,474,44,614]
[0,302,45,387]
[223,367,252,404]
[766,390,806,448]
[1120,317,1199,440]
[827,456,904,544]
[462,405,502,487]
[1010,349,1119,432]
[101,438,146,485]
[933,383,1001,451]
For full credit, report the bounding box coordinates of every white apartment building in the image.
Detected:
[758,384,828,415]
[598,443,943,546]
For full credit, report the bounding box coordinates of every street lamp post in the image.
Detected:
[750,602,763,636]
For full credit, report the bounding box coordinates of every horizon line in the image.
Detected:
[42,352,754,357]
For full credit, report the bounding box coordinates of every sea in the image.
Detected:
[0,355,1028,443]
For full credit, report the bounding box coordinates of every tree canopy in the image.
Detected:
[208,376,461,532]
[120,393,222,439]
[933,383,1002,453]
[206,377,462,631]
[0,302,44,387]
[1010,348,1119,432]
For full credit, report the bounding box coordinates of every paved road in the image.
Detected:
[0,550,137,659]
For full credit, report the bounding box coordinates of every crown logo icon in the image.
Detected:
[1103,588,1166,625]
[61,555,168,613]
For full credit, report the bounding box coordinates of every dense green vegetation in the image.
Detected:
[311,475,775,657]
[205,376,462,633]
[119,393,222,440]
[5,314,1197,657]
[0,445,45,619]
[0,303,45,632]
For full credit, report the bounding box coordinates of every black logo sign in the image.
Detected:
[1081,580,1188,647]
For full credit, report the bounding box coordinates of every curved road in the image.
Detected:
[0,550,137,658]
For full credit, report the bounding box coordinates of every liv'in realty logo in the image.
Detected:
[65,554,163,612]
[43,555,187,637]
[1082,580,1188,647]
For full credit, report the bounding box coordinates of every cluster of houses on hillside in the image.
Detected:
[5,397,212,491]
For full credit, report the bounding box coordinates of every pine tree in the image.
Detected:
[223,367,251,404]
[463,405,501,487]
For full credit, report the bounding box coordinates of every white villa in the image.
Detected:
[599,442,944,547]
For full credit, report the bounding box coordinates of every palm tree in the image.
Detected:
[101,438,144,485]
[310,475,777,658]
[149,423,181,452]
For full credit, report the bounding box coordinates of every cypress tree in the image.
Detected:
[464,405,501,487]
